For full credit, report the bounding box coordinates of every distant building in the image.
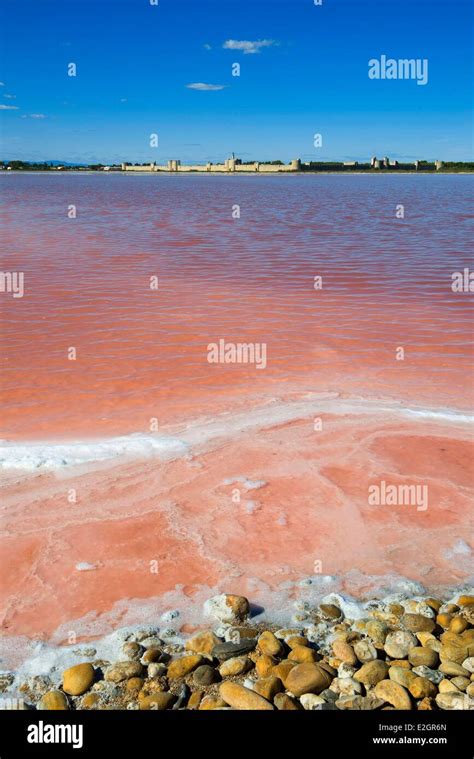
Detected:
[343,161,358,166]
[121,157,302,174]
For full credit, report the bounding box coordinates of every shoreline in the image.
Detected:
[2,170,474,176]
[2,590,473,711]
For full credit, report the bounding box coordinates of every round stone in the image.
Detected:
[122,642,144,661]
[332,639,357,665]
[285,663,332,697]
[204,594,250,624]
[300,693,326,709]
[258,631,284,657]
[62,663,95,696]
[167,655,203,679]
[219,656,253,677]
[219,681,274,710]
[185,631,220,655]
[193,665,221,686]
[288,645,318,663]
[138,692,174,710]
[401,614,436,633]
[354,640,378,663]
[408,677,438,699]
[105,661,143,683]
[38,690,69,710]
[354,660,389,687]
[374,680,412,710]
[253,675,283,701]
[408,647,439,668]
[384,630,418,659]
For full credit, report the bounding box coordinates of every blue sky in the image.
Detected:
[0,0,472,163]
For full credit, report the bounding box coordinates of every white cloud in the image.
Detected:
[0,104,18,110]
[223,39,277,54]
[4,94,16,99]
[186,82,226,91]
[30,113,47,118]
[203,43,212,50]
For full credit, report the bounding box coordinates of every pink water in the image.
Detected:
[0,173,473,652]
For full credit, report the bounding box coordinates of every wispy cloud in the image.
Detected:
[186,82,226,91]
[0,82,4,86]
[4,94,16,99]
[0,104,18,110]
[203,43,212,50]
[120,98,127,102]
[223,39,278,54]
[21,113,47,118]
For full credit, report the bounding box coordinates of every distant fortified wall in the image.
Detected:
[121,158,301,173]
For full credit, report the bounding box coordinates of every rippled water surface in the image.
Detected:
[1,173,473,439]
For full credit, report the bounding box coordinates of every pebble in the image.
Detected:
[205,594,250,624]
[401,614,435,633]
[374,680,412,710]
[388,666,417,689]
[354,660,389,687]
[193,665,221,686]
[336,694,385,710]
[462,656,474,673]
[435,692,473,710]
[438,660,469,677]
[122,642,144,661]
[408,676,438,699]
[38,690,69,710]
[258,631,284,657]
[187,691,202,709]
[319,604,342,620]
[439,640,469,665]
[365,620,388,648]
[254,676,283,701]
[212,639,256,662]
[330,677,362,696]
[126,677,143,691]
[105,661,143,683]
[411,666,444,684]
[256,655,278,678]
[332,640,357,665]
[138,692,174,710]
[285,663,332,697]
[274,693,301,710]
[451,676,470,691]
[408,647,439,668]
[300,693,326,709]
[353,640,378,663]
[272,660,297,685]
[167,655,203,679]
[199,695,228,710]
[185,631,220,655]
[141,648,163,664]
[288,645,318,663]
[62,663,95,696]
[219,681,274,710]
[148,663,167,678]
[219,656,253,677]
[384,630,418,659]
